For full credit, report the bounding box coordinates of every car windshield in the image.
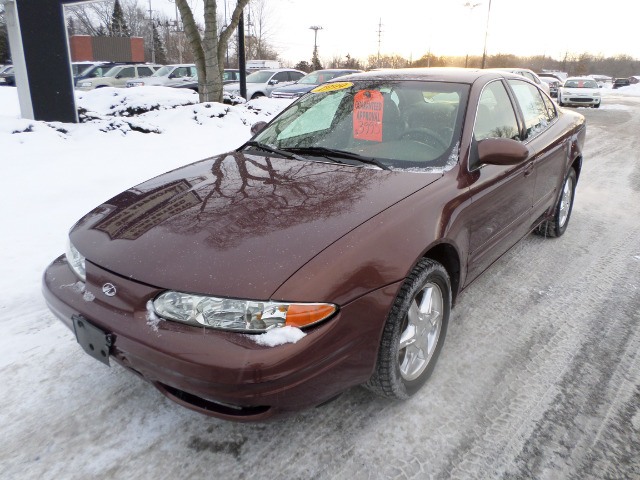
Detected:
[104,67,121,77]
[84,65,114,78]
[298,71,347,85]
[247,70,275,83]
[564,79,598,88]
[251,80,469,170]
[152,66,173,77]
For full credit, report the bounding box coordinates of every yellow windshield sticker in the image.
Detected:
[311,82,353,93]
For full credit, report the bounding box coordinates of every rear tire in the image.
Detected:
[535,168,577,238]
[365,259,450,399]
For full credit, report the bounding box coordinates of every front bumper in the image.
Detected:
[559,94,600,106]
[43,255,399,421]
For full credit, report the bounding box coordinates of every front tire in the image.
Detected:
[535,168,577,238]
[365,259,451,399]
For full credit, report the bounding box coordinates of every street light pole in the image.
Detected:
[463,2,481,68]
[481,0,492,69]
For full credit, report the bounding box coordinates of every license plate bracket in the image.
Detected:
[72,315,112,366]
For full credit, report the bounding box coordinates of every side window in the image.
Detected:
[474,81,520,142]
[289,71,305,81]
[117,67,135,79]
[272,72,289,83]
[541,93,557,121]
[189,66,197,77]
[508,79,550,138]
[137,67,153,77]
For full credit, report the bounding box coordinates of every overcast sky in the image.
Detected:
[153,0,639,64]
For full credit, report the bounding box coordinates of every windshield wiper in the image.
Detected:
[284,146,391,171]
[243,141,306,161]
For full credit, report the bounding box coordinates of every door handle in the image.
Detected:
[524,164,534,177]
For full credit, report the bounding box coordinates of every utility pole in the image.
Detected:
[310,25,322,70]
[481,0,492,69]
[148,0,155,63]
[377,18,382,68]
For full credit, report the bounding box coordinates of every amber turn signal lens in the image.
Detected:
[286,304,336,328]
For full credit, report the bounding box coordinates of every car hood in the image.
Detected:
[273,84,315,94]
[70,152,441,300]
[561,87,599,94]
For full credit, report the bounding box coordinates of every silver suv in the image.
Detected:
[126,64,197,88]
[76,64,160,90]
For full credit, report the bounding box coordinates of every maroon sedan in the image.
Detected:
[43,68,585,421]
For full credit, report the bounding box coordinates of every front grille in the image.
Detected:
[569,98,593,102]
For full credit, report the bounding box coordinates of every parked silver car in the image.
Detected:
[223,69,306,99]
[490,68,550,95]
[76,64,160,90]
[126,64,197,88]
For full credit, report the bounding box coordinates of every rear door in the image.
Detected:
[507,79,568,221]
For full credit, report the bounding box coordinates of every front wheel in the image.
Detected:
[535,168,577,238]
[365,259,451,399]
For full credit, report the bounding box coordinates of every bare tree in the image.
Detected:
[175,0,250,102]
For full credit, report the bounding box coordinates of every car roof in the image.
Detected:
[564,76,596,81]
[331,67,512,84]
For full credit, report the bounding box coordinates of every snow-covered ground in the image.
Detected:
[1,85,639,479]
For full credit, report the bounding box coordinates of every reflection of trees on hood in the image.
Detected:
[167,153,378,250]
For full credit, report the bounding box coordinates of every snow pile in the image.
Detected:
[76,86,200,117]
[251,326,307,346]
[600,83,640,97]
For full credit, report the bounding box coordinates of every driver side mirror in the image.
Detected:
[478,138,530,166]
[251,121,268,136]
[268,79,279,85]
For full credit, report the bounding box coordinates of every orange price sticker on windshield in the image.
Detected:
[353,90,384,142]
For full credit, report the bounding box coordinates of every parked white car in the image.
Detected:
[126,64,197,88]
[557,77,601,108]
[490,68,551,95]
[223,69,305,99]
[76,64,160,90]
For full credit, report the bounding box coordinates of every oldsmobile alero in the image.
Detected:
[43,68,585,421]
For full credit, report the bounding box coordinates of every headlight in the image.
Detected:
[66,240,86,281]
[78,81,92,87]
[153,291,337,332]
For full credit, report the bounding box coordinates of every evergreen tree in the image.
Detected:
[0,23,9,64]
[152,23,167,65]
[110,0,130,37]
[311,47,322,71]
[67,17,76,37]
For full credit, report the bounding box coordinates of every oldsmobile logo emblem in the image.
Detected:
[102,283,117,297]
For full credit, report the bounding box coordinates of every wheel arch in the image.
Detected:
[571,155,582,182]
[422,242,462,305]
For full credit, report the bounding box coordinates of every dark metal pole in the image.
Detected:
[238,11,247,99]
